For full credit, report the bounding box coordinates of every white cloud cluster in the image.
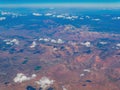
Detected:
[83,69,91,72]
[33,13,42,16]
[116,43,120,47]
[53,14,78,20]
[92,18,100,21]
[81,41,91,47]
[64,25,76,31]
[39,38,50,42]
[45,13,52,16]
[80,25,89,31]
[35,76,54,89]
[0,17,6,21]
[99,41,107,45]
[39,38,64,44]
[80,17,84,20]
[4,38,19,45]
[62,86,67,90]
[1,11,11,15]
[80,69,91,77]
[112,17,120,20]
[57,39,64,44]
[86,16,90,19]
[80,73,85,77]
[56,15,65,18]
[13,73,37,83]
[30,41,37,48]
[11,39,19,45]
[65,16,78,20]
[1,11,25,18]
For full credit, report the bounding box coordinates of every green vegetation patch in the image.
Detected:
[22,59,29,64]
[34,66,42,71]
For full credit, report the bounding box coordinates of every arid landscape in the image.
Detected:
[0,8,120,90]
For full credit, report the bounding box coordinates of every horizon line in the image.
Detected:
[0,3,120,8]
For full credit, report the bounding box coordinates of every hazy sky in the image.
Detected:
[0,0,120,4]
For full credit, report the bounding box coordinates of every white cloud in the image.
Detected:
[62,86,67,90]
[99,41,107,45]
[92,18,100,21]
[11,39,19,45]
[116,43,120,47]
[51,39,57,43]
[80,73,85,77]
[0,17,6,21]
[33,13,42,16]
[1,11,25,18]
[65,16,73,20]
[35,76,54,89]
[43,38,50,42]
[57,39,64,44]
[83,69,91,72]
[3,38,19,45]
[45,13,52,16]
[81,41,91,47]
[1,11,11,15]
[13,73,37,83]
[112,17,120,20]
[39,38,64,44]
[71,16,78,19]
[86,16,90,19]
[80,17,84,20]
[30,41,37,48]
[56,15,65,18]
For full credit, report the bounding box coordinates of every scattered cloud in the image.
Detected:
[13,73,37,83]
[81,41,91,47]
[0,17,6,21]
[112,17,120,20]
[45,13,52,16]
[83,69,91,72]
[99,41,107,45]
[30,41,37,48]
[116,43,120,47]
[62,86,67,90]
[92,18,100,21]
[33,13,42,16]
[35,76,54,89]
[39,38,64,44]
[4,38,19,45]
[80,73,85,77]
